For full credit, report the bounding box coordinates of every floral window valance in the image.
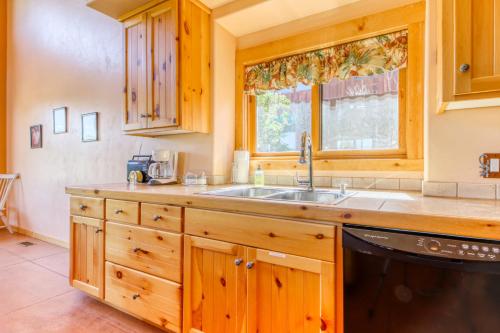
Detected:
[244,30,408,95]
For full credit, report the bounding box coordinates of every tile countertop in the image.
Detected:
[65,183,500,241]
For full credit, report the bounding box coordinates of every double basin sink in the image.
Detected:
[201,186,353,205]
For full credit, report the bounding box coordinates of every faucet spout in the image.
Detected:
[297,131,314,191]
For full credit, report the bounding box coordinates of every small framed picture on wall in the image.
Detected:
[81,112,98,142]
[53,107,67,134]
[30,125,43,149]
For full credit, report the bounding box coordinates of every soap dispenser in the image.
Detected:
[254,164,265,187]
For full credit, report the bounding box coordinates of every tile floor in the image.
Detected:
[0,230,164,332]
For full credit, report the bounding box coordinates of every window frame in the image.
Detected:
[236,2,425,172]
[249,69,407,159]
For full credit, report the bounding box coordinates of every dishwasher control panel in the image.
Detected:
[344,226,500,262]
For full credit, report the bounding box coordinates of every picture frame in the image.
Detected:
[52,107,67,134]
[81,112,98,142]
[30,125,43,149]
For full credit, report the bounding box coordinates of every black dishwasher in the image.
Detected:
[343,225,500,333]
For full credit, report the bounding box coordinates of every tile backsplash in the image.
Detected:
[424,181,500,200]
[248,174,423,192]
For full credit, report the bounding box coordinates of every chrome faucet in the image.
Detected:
[297,131,314,191]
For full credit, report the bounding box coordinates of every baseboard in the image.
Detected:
[12,226,69,249]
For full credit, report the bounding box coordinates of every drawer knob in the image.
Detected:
[115,209,123,214]
[234,258,243,266]
[246,261,255,270]
[153,215,162,222]
[79,204,88,211]
[459,63,470,73]
[132,294,140,300]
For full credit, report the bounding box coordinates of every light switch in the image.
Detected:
[491,158,500,173]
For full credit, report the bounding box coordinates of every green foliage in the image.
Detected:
[256,92,292,152]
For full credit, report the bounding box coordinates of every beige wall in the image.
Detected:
[211,23,235,179]
[0,0,6,173]
[425,0,500,184]
[6,0,234,242]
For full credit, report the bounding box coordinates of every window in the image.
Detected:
[250,70,404,157]
[321,70,400,152]
[256,84,312,153]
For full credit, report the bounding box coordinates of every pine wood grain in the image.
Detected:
[105,262,182,332]
[105,222,182,282]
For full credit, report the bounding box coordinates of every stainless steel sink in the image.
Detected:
[201,186,353,205]
[266,190,345,204]
[201,187,285,198]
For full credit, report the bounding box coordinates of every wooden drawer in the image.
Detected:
[185,208,335,262]
[70,196,104,219]
[105,262,182,333]
[105,222,182,282]
[141,203,183,232]
[106,199,139,224]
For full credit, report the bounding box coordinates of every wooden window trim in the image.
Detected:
[236,2,425,171]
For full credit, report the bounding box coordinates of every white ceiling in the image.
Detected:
[200,0,361,37]
[199,0,235,8]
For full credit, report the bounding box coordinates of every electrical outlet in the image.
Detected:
[491,158,500,173]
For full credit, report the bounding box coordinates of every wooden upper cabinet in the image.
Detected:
[148,1,178,128]
[124,14,148,130]
[179,0,211,133]
[445,0,500,100]
[247,248,335,333]
[183,236,247,333]
[123,0,210,136]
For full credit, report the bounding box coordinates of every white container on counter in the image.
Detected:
[232,150,250,184]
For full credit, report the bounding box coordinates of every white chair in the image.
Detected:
[0,174,19,234]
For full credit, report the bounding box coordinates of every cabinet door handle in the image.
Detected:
[246,261,255,269]
[459,63,470,73]
[234,258,243,266]
[95,229,103,234]
[79,204,88,211]
[114,209,123,214]
[153,215,162,222]
[132,294,140,300]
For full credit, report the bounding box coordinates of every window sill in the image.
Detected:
[249,158,423,172]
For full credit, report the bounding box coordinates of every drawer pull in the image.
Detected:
[115,209,124,214]
[132,294,140,300]
[79,204,88,211]
[246,261,255,270]
[95,229,103,234]
[133,248,149,255]
[234,258,243,266]
[153,215,163,222]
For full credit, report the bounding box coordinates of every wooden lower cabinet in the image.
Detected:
[105,262,182,332]
[183,236,335,333]
[183,236,247,333]
[247,248,335,333]
[69,216,104,299]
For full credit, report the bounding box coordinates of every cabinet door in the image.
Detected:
[180,0,211,133]
[147,0,178,128]
[69,216,104,299]
[247,248,335,333]
[124,14,148,130]
[454,0,500,95]
[183,236,247,333]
